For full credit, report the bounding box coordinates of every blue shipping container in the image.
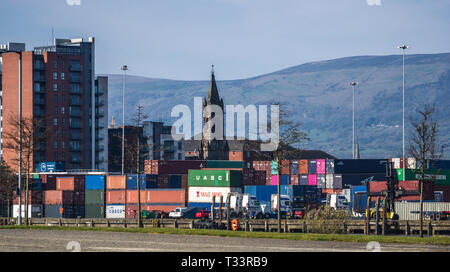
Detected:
[244,185,318,203]
[126,174,158,189]
[308,160,317,174]
[169,175,182,188]
[85,175,106,190]
[30,179,43,191]
[334,159,387,174]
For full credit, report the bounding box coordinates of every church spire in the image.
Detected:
[206,64,222,106]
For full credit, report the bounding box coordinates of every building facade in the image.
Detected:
[0,37,108,172]
[143,121,185,161]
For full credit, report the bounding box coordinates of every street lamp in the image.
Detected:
[398,45,409,181]
[350,81,359,159]
[121,65,128,175]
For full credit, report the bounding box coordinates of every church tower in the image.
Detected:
[200,66,229,160]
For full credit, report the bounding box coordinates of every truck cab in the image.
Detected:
[270,194,293,218]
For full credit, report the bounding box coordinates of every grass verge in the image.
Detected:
[1,225,450,246]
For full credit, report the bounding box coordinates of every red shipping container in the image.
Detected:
[434,185,450,202]
[125,204,138,219]
[281,160,290,175]
[56,176,85,191]
[13,191,43,205]
[254,171,266,185]
[41,174,57,190]
[145,189,186,204]
[367,181,387,193]
[158,160,206,175]
[44,190,74,205]
[107,176,126,190]
[144,204,181,214]
[106,190,126,204]
[299,160,309,174]
[126,190,148,204]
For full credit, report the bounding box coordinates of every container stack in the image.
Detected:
[106,175,126,218]
[187,169,242,210]
[43,176,85,218]
[85,175,106,218]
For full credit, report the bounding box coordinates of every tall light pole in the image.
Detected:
[350,81,358,159]
[121,65,128,175]
[398,45,409,181]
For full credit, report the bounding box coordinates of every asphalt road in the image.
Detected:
[0,229,449,252]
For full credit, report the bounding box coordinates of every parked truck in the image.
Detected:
[228,192,265,219]
[327,194,349,210]
[269,194,293,219]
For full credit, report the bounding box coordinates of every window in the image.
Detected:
[53,83,58,91]
[61,130,66,137]
[61,84,65,91]
[61,141,65,149]
[54,152,58,160]
[61,152,65,160]
[61,72,65,80]
[53,118,58,126]
[62,60,65,68]
[54,107,58,114]
[54,129,58,136]
[53,72,58,80]
[53,60,58,68]
[54,94,58,102]
[62,94,65,103]
[53,141,58,149]
[61,118,65,125]
[61,107,65,114]
[178,142,182,150]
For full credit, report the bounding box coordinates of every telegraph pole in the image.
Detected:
[121,65,128,175]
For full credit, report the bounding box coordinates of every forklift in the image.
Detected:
[365,161,416,220]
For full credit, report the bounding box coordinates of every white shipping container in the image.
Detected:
[326,174,334,189]
[407,158,417,169]
[333,174,343,189]
[13,205,43,218]
[394,202,450,220]
[106,205,126,218]
[188,187,242,203]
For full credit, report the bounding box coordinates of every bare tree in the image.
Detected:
[0,160,17,219]
[248,103,310,232]
[409,104,445,238]
[2,114,48,224]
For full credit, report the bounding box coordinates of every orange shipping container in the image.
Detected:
[126,190,148,204]
[106,190,126,204]
[281,160,290,175]
[145,189,186,204]
[107,175,126,190]
[299,160,309,174]
[56,177,74,190]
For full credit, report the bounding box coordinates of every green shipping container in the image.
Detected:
[206,160,245,169]
[188,169,242,187]
[85,204,105,218]
[396,169,450,186]
[85,190,105,205]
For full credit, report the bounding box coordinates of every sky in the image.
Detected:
[1,0,450,80]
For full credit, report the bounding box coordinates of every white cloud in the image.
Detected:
[366,0,381,6]
[66,0,81,6]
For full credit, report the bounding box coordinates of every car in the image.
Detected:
[195,210,211,219]
[291,209,305,219]
[169,207,189,218]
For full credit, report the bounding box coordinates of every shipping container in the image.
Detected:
[85,204,105,218]
[299,160,308,174]
[106,190,126,204]
[333,174,343,189]
[106,204,125,218]
[126,190,147,204]
[396,169,450,185]
[159,160,206,174]
[12,205,43,218]
[308,174,317,186]
[316,159,326,175]
[169,175,182,188]
[44,204,84,218]
[308,160,317,174]
[73,191,85,205]
[206,160,244,169]
[244,185,317,204]
[334,159,387,174]
[85,190,105,205]
[145,189,187,204]
[326,159,335,174]
[421,159,450,171]
[56,176,85,191]
[126,174,158,189]
[326,174,334,189]
[271,161,278,175]
[188,169,242,187]
[106,175,126,190]
[316,174,326,189]
[290,160,299,175]
[281,160,290,175]
[144,204,183,214]
[44,190,74,205]
[394,202,450,220]
[85,175,106,190]
[299,175,308,186]
[290,175,299,185]
[40,174,57,190]
[188,187,242,203]
[434,185,450,202]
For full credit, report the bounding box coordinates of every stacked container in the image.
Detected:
[44,176,85,218]
[13,180,44,218]
[85,175,106,218]
[187,169,242,209]
[106,175,126,218]
[144,189,187,214]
